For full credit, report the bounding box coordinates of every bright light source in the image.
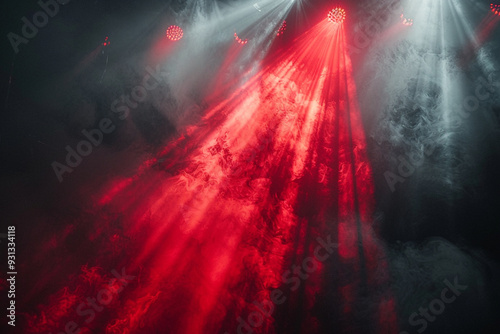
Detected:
[234,32,248,45]
[491,3,500,15]
[277,21,287,36]
[166,25,183,41]
[328,8,346,24]
[102,36,110,46]
[400,14,414,26]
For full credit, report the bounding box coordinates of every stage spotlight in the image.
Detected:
[491,3,500,15]
[400,14,414,26]
[328,7,346,24]
[166,25,183,41]
[234,32,248,45]
[277,21,287,36]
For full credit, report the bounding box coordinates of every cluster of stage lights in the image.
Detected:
[158,4,500,44]
[234,32,248,45]
[277,21,287,36]
[166,25,183,41]
[102,36,110,46]
[492,3,500,15]
[328,7,346,24]
[400,14,414,26]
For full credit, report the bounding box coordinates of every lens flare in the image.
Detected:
[328,8,346,24]
[166,25,183,41]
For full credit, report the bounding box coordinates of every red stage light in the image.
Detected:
[277,21,287,36]
[491,3,500,15]
[102,36,110,46]
[234,32,248,45]
[166,25,183,41]
[328,7,346,24]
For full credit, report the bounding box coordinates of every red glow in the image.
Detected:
[492,3,500,15]
[277,20,287,36]
[102,36,110,46]
[23,17,396,334]
[459,4,500,67]
[234,31,248,45]
[328,7,346,24]
[166,25,183,41]
[148,34,178,64]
